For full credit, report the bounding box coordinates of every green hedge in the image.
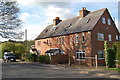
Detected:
[38,55,50,64]
[107,48,116,68]
[26,54,38,62]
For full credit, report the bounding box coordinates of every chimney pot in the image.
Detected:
[79,7,90,18]
[53,17,62,26]
[56,17,60,20]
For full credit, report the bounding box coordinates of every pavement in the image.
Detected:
[1,62,120,79]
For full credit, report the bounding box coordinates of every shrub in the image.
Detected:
[26,54,38,62]
[38,55,50,64]
[107,48,116,68]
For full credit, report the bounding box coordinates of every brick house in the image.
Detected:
[35,8,119,66]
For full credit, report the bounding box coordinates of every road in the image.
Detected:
[2,62,119,79]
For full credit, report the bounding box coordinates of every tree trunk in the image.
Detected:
[68,53,71,66]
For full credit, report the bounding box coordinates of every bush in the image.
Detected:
[26,54,38,62]
[107,48,116,68]
[38,55,50,64]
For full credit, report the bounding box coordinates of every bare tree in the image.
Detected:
[49,34,91,66]
[0,0,23,40]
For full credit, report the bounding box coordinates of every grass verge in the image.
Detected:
[104,68,120,72]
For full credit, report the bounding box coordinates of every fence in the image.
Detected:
[114,60,120,68]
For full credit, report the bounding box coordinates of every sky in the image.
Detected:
[1,0,120,41]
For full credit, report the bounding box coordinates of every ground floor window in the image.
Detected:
[76,50,85,60]
[98,50,104,59]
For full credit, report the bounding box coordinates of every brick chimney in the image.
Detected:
[53,17,62,26]
[79,7,90,18]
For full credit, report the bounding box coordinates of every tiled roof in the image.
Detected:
[35,8,107,40]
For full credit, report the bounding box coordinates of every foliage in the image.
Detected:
[107,48,116,68]
[26,54,38,62]
[104,41,109,67]
[113,42,120,67]
[14,43,25,54]
[0,0,23,39]
[2,42,15,53]
[113,42,120,61]
[24,40,35,53]
[38,55,50,64]
[14,43,25,58]
[1,42,25,59]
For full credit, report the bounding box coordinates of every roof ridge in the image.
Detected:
[90,8,107,13]
[60,16,79,22]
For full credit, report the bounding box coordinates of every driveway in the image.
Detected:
[2,62,119,79]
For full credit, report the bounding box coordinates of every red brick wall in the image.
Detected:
[35,32,93,66]
[91,9,119,65]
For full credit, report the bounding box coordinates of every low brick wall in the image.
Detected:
[50,55,68,64]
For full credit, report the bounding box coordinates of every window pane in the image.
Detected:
[97,33,104,41]
[83,53,85,59]
[76,53,79,59]
[102,17,106,24]
[116,35,118,40]
[108,19,111,25]
[80,53,82,59]
[98,50,104,59]
[76,34,79,43]
[76,50,85,60]
[82,33,85,42]
[108,35,112,41]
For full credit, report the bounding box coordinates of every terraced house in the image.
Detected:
[35,8,119,66]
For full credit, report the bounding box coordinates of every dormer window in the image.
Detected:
[102,17,106,24]
[108,19,111,25]
[86,19,90,23]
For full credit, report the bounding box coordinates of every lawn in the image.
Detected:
[105,68,120,72]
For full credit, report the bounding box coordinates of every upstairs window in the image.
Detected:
[108,19,111,25]
[82,33,85,42]
[61,37,64,44]
[97,33,104,41]
[102,17,106,24]
[57,37,60,44]
[57,37,64,44]
[108,35,112,41]
[75,34,79,43]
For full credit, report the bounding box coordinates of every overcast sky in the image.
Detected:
[1,0,120,41]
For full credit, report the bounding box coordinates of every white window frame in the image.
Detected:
[75,34,79,43]
[97,33,104,41]
[98,50,104,59]
[102,17,106,24]
[108,19,111,25]
[108,35,112,41]
[76,50,85,60]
